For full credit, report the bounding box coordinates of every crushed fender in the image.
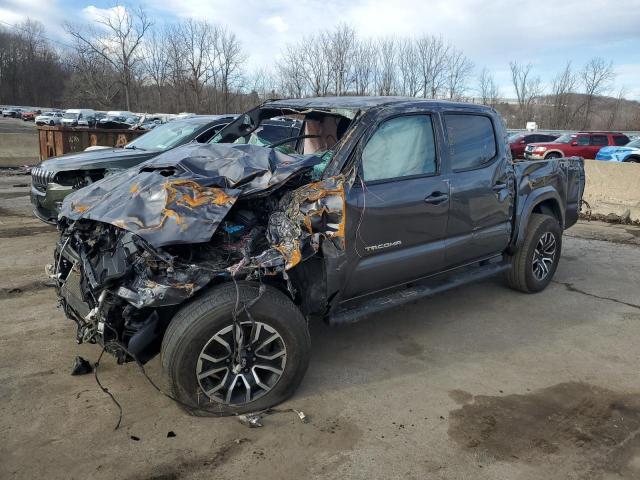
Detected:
[54,142,348,364]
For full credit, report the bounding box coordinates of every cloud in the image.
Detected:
[2,0,639,98]
[262,15,288,33]
[81,5,128,24]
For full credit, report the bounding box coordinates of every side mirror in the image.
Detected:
[519,140,526,144]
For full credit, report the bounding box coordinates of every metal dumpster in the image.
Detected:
[37,125,146,160]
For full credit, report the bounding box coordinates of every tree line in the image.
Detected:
[0,10,638,131]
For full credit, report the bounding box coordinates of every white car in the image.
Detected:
[35,111,64,126]
[61,109,96,127]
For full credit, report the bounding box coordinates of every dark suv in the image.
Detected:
[53,97,585,414]
[525,132,630,160]
[508,132,559,158]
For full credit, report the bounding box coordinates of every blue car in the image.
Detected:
[596,138,640,163]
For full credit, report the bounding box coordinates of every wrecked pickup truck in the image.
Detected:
[53,97,585,414]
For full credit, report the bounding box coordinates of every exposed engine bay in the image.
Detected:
[54,137,350,364]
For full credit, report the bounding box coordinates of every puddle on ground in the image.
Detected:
[448,382,640,476]
[0,280,52,299]
[0,225,56,238]
[0,192,28,200]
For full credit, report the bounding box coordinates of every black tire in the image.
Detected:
[49,120,54,126]
[161,281,311,415]
[505,213,562,293]
[624,157,639,164]
[545,152,562,159]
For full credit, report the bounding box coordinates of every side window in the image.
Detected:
[614,135,629,146]
[591,135,608,146]
[445,114,497,170]
[362,115,437,182]
[197,125,225,143]
[576,136,590,146]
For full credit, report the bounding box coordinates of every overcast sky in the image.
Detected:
[1,0,639,99]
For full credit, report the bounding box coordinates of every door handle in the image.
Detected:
[424,192,449,205]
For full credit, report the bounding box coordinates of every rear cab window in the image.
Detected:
[444,114,497,171]
[361,115,437,182]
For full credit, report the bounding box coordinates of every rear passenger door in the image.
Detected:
[589,134,609,159]
[443,113,514,266]
[342,113,450,299]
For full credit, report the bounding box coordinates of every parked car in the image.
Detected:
[508,132,559,158]
[596,138,640,163]
[97,111,134,129]
[524,132,630,160]
[31,115,239,222]
[61,109,96,127]
[77,111,106,128]
[35,111,64,126]
[21,111,36,121]
[52,97,585,414]
[2,107,23,118]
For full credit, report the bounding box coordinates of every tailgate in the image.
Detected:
[561,156,585,228]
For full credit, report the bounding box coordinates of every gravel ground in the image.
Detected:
[1,173,639,480]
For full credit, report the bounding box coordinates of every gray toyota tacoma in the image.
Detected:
[52,97,585,415]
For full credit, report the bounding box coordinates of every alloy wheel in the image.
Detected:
[532,232,556,281]
[196,320,287,405]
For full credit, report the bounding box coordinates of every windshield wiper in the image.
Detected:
[124,145,146,151]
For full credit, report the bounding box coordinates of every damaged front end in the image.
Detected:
[54,142,347,364]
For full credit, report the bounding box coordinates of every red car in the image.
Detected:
[21,110,39,121]
[524,132,630,160]
[508,132,559,158]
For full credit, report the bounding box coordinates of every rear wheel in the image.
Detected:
[505,214,562,293]
[161,281,311,415]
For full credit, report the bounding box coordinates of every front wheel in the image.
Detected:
[505,213,562,293]
[545,152,562,159]
[161,281,311,415]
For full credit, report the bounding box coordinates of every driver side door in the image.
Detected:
[341,112,450,300]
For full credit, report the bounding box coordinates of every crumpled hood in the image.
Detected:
[60,143,322,247]
[40,147,154,173]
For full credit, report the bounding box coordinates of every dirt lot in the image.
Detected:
[1,172,639,480]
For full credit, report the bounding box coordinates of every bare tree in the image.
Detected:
[327,24,356,96]
[374,38,396,96]
[547,61,578,129]
[176,19,214,112]
[580,57,615,129]
[352,38,377,95]
[446,48,473,100]
[606,87,627,130]
[509,61,541,126]
[477,67,500,107]
[66,49,121,108]
[216,26,245,112]
[65,5,152,110]
[300,34,332,97]
[276,43,306,98]
[141,28,169,111]
[397,38,420,96]
[416,35,450,98]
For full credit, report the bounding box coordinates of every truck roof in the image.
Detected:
[577,131,625,135]
[265,96,493,112]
